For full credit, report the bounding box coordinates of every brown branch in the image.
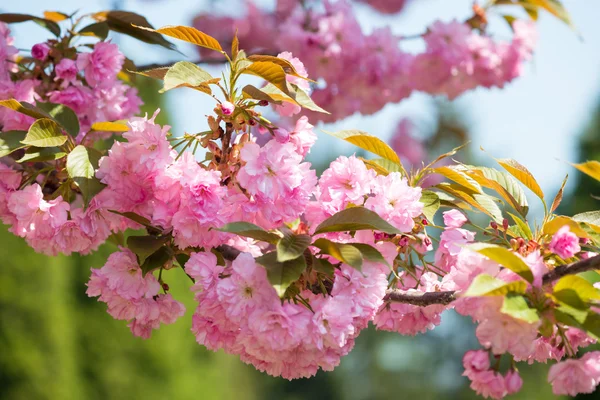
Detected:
[214,246,600,307]
[137,58,228,71]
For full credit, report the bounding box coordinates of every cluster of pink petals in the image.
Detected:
[87,249,185,338]
[549,225,581,259]
[548,352,600,396]
[193,0,537,123]
[462,350,522,399]
[186,232,397,379]
[0,31,140,140]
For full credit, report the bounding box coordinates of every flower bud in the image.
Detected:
[258,100,269,106]
[32,43,50,60]
[502,218,509,231]
[505,370,523,394]
[490,221,498,230]
[220,101,235,116]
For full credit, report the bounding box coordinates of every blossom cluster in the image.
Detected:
[193,0,537,122]
[0,22,141,255]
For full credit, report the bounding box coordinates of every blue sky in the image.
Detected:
[4,0,600,217]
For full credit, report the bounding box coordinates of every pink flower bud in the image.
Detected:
[220,101,235,115]
[505,370,523,394]
[274,128,290,143]
[258,100,269,106]
[32,43,50,60]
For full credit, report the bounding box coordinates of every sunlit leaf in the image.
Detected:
[241,85,282,105]
[276,231,311,262]
[0,99,49,120]
[17,147,66,163]
[467,166,529,217]
[133,24,222,52]
[312,238,363,271]
[542,215,589,239]
[37,102,80,138]
[255,251,306,298]
[496,158,545,207]
[551,174,568,213]
[22,118,67,148]
[242,62,289,95]
[507,212,533,240]
[434,166,482,193]
[160,61,216,94]
[572,160,600,182]
[66,145,106,204]
[463,274,528,297]
[247,55,314,81]
[501,294,539,323]
[43,11,68,22]
[90,121,129,132]
[420,190,440,223]
[324,130,401,165]
[468,243,534,283]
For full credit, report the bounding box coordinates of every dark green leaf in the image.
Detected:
[217,221,280,244]
[17,147,66,163]
[0,130,26,157]
[312,256,335,276]
[37,102,80,137]
[0,13,60,36]
[127,235,170,265]
[92,11,177,50]
[314,206,401,235]
[276,231,311,262]
[78,22,109,40]
[140,246,172,276]
[255,251,307,297]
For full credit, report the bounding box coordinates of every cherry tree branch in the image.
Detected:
[214,245,600,307]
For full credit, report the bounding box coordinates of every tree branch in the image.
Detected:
[214,245,600,307]
[137,58,227,71]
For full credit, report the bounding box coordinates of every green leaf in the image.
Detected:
[437,183,502,223]
[127,235,171,265]
[348,243,389,267]
[324,130,401,165]
[108,210,154,228]
[463,274,528,297]
[217,222,280,244]
[312,256,335,276]
[92,11,177,50]
[255,251,307,298]
[468,243,534,283]
[573,211,600,231]
[160,61,216,94]
[496,158,545,207]
[312,238,363,271]
[175,253,191,268]
[0,13,60,36]
[314,206,401,235]
[78,22,109,40]
[140,246,172,276]
[22,118,67,148]
[0,130,26,157]
[434,166,482,193]
[66,145,106,204]
[554,275,600,304]
[507,212,533,240]
[501,294,539,323]
[542,215,589,238]
[17,147,66,163]
[276,231,311,262]
[36,102,80,138]
[361,157,404,176]
[420,190,440,223]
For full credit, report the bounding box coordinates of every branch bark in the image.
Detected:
[214,245,600,307]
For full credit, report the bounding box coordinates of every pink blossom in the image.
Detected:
[54,58,79,85]
[476,311,539,360]
[549,225,580,259]
[220,101,235,115]
[31,43,50,60]
[185,251,221,291]
[443,209,468,228]
[548,352,600,396]
[288,116,316,156]
[505,370,523,394]
[77,41,125,87]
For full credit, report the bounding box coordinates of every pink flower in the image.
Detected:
[548,352,600,396]
[443,209,467,228]
[54,58,79,85]
[220,101,235,115]
[549,225,580,259]
[77,41,124,87]
[505,370,523,394]
[31,43,50,60]
[463,350,490,374]
[467,370,507,399]
[185,251,221,291]
[289,116,316,156]
[273,128,290,143]
[100,249,160,299]
[476,311,539,360]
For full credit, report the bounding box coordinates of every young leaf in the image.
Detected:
[437,183,502,222]
[472,193,504,224]
[501,294,539,323]
[17,147,66,163]
[312,238,363,271]
[433,166,482,194]
[0,99,50,120]
[507,212,533,240]
[554,275,600,304]
[468,166,529,217]
[133,24,222,53]
[242,62,289,95]
[217,222,280,244]
[312,256,335,276]
[527,0,574,27]
[572,160,600,182]
[127,235,171,265]
[496,158,545,206]
[66,145,106,204]
[231,31,239,59]
[463,274,528,297]
[241,85,281,105]
[573,211,600,231]
[361,158,403,176]
[542,215,589,239]
[276,232,311,262]
[22,118,67,148]
[43,11,68,22]
[420,190,440,223]
[140,247,172,276]
[348,243,389,267]
[92,11,177,50]
[160,61,215,93]
[255,251,307,298]
[0,130,27,157]
[468,243,534,283]
[0,13,60,36]
[287,84,329,114]
[324,130,402,165]
[314,206,402,235]
[247,55,313,81]
[551,174,568,213]
[36,102,80,138]
[90,121,129,132]
[78,22,109,40]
